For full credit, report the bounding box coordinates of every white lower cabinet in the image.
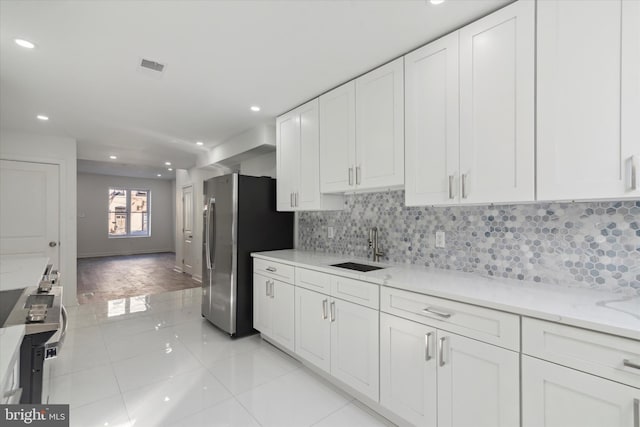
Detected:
[522,317,640,427]
[295,286,379,401]
[380,313,437,427]
[522,355,640,427]
[294,286,331,372]
[380,313,520,427]
[253,273,294,352]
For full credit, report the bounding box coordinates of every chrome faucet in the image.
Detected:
[368,227,384,262]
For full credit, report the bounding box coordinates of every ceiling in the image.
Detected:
[0,0,510,177]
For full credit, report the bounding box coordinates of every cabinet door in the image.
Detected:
[405,32,459,206]
[253,273,272,336]
[380,313,437,427]
[294,287,331,373]
[276,110,300,211]
[297,99,321,209]
[437,332,519,427]
[319,82,356,193]
[459,0,534,204]
[537,0,640,200]
[270,280,295,353]
[522,355,640,427]
[330,298,379,401]
[355,57,404,190]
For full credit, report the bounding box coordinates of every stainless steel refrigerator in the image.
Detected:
[202,174,293,336]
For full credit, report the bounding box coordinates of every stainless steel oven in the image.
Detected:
[0,265,66,404]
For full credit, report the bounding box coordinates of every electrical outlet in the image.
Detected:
[435,231,446,248]
[328,226,335,239]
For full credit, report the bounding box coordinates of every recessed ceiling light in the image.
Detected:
[250,106,261,112]
[109,155,117,160]
[164,161,171,166]
[430,0,445,4]
[15,38,36,49]
[168,168,173,171]
[196,141,204,146]
[157,174,162,177]
[36,115,49,121]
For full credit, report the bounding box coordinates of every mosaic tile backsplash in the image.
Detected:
[298,190,640,295]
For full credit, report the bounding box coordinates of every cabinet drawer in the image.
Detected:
[254,258,294,284]
[522,317,640,388]
[331,276,379,309]
[380,287,519,351]
[296,268,332,294]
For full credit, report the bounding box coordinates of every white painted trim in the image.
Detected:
[192,274,202,283]
[1,152,77,307]
[77,249,175,258]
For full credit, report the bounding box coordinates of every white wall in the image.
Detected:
[0,130,78,306]
[77,173,175,258]
[240,151,276,178]
[175,165,229,282]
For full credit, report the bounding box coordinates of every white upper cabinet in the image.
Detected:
[537,0,640,200]
[276,99,343,211]
[405,0,534,207]
[405,32,460,206]
[356,58,405,191]
[319,58,404,193]
[459,0,535,204]
[319,82,356,193]
[276,110,300,211]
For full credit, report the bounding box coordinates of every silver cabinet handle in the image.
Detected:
[265,280,270,297]
[270,281,275,299]
[448,175,455,199]
[634,398,639,427]
[290,192,294,207]
[348,167,354,186]
[322,299,328,320]
[439,337,446,367]
[425,332,432,361]
[624,359,640,370]
[422,307,453,319]
[461,173,468,199]
[266,266,277,272]
[356,165,361,185]
[295,192,298,207]
[330,301,336,322]
[631,155,639,191]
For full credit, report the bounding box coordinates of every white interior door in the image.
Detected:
[0,159,60,267]
[182,185,194,275]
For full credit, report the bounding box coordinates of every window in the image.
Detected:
[108,188,150,237]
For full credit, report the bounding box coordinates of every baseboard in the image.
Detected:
[173,265,183,273]
[77,249,176,259]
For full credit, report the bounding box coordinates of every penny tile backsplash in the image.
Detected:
[297,190,640,295]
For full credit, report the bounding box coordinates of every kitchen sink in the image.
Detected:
[330,262,385,272]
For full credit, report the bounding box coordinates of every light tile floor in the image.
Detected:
[50,288,394,427]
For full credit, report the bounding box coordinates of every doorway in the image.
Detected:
[182,185,194,275]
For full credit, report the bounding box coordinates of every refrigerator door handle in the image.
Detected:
[206,197,216,271]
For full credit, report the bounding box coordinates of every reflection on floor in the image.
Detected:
[77,252,198,304]
[51,288,393,427]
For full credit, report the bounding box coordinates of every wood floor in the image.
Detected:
[77,252,199,304]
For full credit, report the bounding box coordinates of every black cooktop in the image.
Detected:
[0,288,25,327]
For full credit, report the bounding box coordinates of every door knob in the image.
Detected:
[49,241,57,247]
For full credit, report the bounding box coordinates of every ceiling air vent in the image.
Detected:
[140,58,165,72]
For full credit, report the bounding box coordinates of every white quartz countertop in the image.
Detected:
[0,255,49,291]
[0,325,25,394]
[252,249,640,341]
